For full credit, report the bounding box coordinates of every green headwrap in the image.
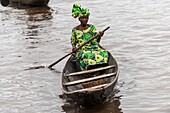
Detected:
[72,3,90,18]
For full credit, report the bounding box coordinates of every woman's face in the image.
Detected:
[79,15,89,27]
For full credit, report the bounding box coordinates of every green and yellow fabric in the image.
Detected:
[72,3,90,18]
[71,24,109,70]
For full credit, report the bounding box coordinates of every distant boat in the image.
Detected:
[1,0,50,6]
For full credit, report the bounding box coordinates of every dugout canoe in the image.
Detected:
[61,52,119,106]
[1,0,49,6]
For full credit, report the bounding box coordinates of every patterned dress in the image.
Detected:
[71,24,109,70]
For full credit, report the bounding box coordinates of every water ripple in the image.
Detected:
[0,0,170,113]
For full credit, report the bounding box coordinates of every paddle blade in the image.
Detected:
[24,65,47,70]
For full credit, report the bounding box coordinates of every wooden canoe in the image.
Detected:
[61,51,119,106]
[1,0,49,6]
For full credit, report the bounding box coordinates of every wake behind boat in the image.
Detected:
[61,51,119,106]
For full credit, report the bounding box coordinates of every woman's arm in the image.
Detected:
[91,25,104,43]
[71,28,77,52]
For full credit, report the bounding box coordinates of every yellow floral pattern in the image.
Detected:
[71,24,109,70]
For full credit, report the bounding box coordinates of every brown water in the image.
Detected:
[0,0,170,113]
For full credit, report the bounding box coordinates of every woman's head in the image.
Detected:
[78,15,89,27]
[72,3,90,19]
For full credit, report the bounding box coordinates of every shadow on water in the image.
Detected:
[61,97,123,113]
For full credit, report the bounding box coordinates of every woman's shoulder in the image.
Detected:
[72,24,96,31]
[74,24,90,31]
[89,24,97,29]
[90,24,95,27]
[72,26,77,30]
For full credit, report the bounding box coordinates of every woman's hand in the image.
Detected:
[72,45,77,52]
[99,31,104,37]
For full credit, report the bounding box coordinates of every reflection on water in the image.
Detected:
[7,4,53,37]
[60,88,123,113]
[26,6,52,21]
[25,6,53,37]
[9,5,54,51]
[62,97,122,113]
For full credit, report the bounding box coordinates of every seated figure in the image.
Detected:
[71,3,109,71]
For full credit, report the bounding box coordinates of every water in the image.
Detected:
[0,0,170,113]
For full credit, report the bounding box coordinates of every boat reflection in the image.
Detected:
[8,4,53,37]
[24,6,53,37]
[62,96,123,113]
[9,4,53,21]
[25,6,52,21]
[8,4,54,48]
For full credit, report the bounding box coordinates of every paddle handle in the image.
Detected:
[48,26,110,68]
[48,52,73,68]
[103,26,110,32]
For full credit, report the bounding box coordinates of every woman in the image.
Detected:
[71,3,109,70]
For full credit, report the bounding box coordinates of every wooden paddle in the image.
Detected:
[25,26,110,70]
[48,26,110,68]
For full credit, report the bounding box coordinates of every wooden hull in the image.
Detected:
[61,51,119,106]
[1,0,10,6]
[1,0,49,6]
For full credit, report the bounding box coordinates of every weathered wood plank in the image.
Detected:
[63,72,116,86]
[63,84,108,94]
[66,65,115,77]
